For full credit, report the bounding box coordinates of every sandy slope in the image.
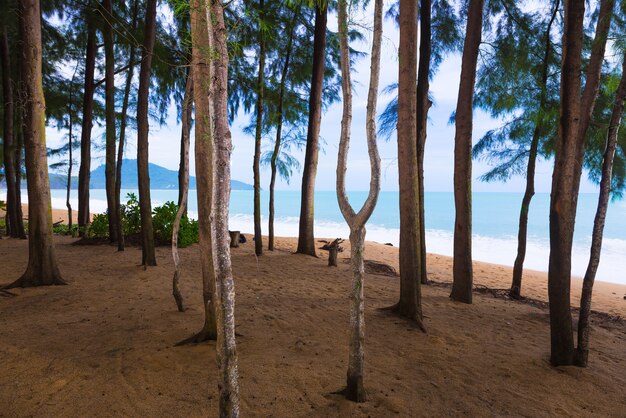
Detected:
[0,212,624,417]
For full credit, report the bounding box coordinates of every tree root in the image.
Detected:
[4,276,67,289]
[379,303,427,333]
[174,328,217,346]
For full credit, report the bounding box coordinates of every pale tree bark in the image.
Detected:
[6,0,65,288]
[576,53,626,367]
[451,0,484,304]
[548,0,612,367]
[416,0,431,285]
[172,72,193,313]
[102,0,118,243]
[510,0,559,299]
[253,0,265,256]
[392,0,426,330]
[335,0,382,402]
[211,1,240,415]
[78,22,96,236]
[296,3,328,257]
[137,0,157,266]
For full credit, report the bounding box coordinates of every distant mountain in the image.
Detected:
[3,159,253,190]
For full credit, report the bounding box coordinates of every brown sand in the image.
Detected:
[0,208,624,417]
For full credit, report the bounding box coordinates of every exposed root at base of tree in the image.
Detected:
[332,383,367,403]
[174,329,217,346]
[379,303,428,333]
[3,276,67,289]
[0,288,17,297]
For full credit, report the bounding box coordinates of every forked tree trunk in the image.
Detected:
[576,53,626,367]
[7,0,65,288]
[548,0,611,367]
[172,72,193,313]
[416,0,431,285]
[296,3,328,257]
[176,0,218,347]
[103,0,118,243]
[211,1,240,414]
[137,0,157,266]
[392,0,426,330]
[336,0,382,403]
[268,6,299,251]
[115,0,139,252]
[253,0,265,256]
[451,0,484,304]
[511,1,559,298]
[78,22,96,236]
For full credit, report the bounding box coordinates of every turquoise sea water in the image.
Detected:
[8,188,626,285]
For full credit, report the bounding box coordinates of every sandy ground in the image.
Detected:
[0,208,625,417]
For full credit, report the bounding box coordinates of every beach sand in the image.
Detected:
[0,207,624,417]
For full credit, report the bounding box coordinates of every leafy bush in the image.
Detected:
[89,213,110,238]
[53,223,80,237]
[120,193,141,235]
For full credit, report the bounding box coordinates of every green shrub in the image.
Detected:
[89,213,109,238]
[120,193,141,235]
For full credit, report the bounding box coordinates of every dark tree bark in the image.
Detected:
[548,0,611,367]
[78,22,96,236]
[66,65,79,229]
[211,1,240,414]
[253,0,265,256]
[296,3,328,257]
[6,0,65,288]
[102,0,118,243]
[136,0,157,266]
[576,53,626,367]
[416,0,432,285]
[451,0,484,304]
[115,0,139,252]
[510,0,559,299]
[0,22,23,238]
[392,0,426,330]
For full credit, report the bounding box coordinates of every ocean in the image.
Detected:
[8,188,626,285]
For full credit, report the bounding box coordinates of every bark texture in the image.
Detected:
[576,52,626,367]
[253,0,265,256]
[335,0,383,402]
[296,3,328,257]
[136,0,157,266]
[451,0,484,304]
[7,0,65,288]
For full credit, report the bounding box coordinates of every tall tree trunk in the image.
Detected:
[7,0,65,288]
[176,0,218,347]
[253,0,265,256]
[392,0,426,329]
[548,0,611,367]
[115,0,139,252]
[0,22,22,238]
[137,0,157,266]
[416,0,432,285]
[576,53,626,367]
[172,72,193,314]
[102,0,118,243]
[14,107,25,237]
[451,0,484,304]
[66,65,79,229]
[78,22,96,236]
[296,3,328,257]
[268,6,299,252]
[336,0,382,402]
[510,0,559,299]
[211,1,240,414]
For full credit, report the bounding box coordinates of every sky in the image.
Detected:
[46,1,602,194]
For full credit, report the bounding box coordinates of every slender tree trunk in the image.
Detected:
[172,72,193,313]
[296,3,328,257]
[416,0,432,285]
[392,0,426,330]
[66,65,79,229]
[115,0,139,252]
[252,0,265,256]
[576,53,626,367]
[548,0,611,367]
[14,111,25,237]
[0,23,22,238]
[451,0,484,304]
[336,0,382,402]
[78,23,96,236]
[268,6,299,251]
[102,0,118,243]
[176,0,218,346]
[7,0,65,288]
[510,0,559,299]
[137,0,157,266]
[212,1,240,414]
